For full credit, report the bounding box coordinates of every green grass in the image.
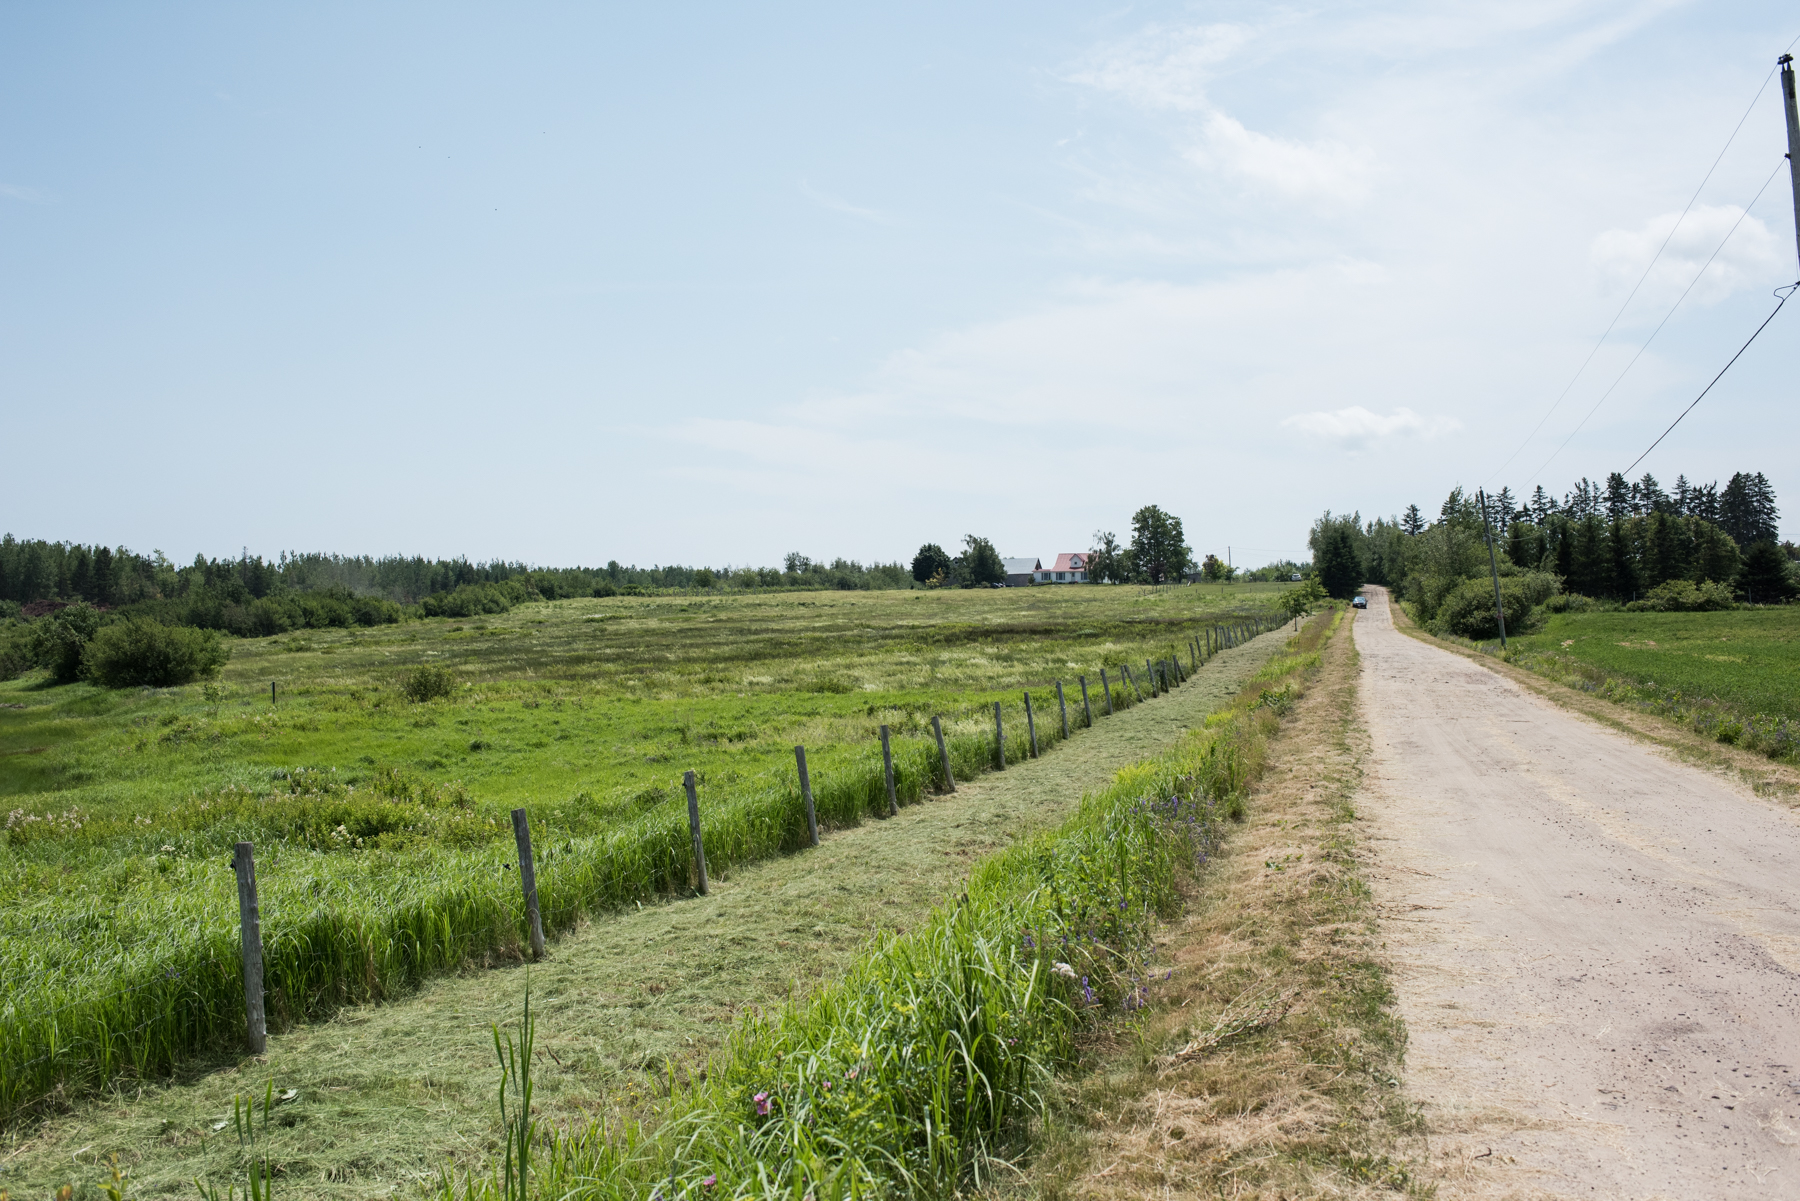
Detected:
[0,584,1287,1125]
[1495,606,1800,757]
[421,613,1334,1201]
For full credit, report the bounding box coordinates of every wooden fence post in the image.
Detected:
[1100,668,1114,715]
[270,681,276,707]
[795,745,819,846]
[232,842,266,1055]
[932,715,956,793]
[993,701,1006,770]
[1079,676,1093,726]
[1146,659,1157,698]
[511,809,546,960]
[1124,664,1142,702]
[1190,639,1197,672]
[683,771,709,895]
[1024,693,1038,758]
[1055,681,1069,739]
[880,725,898,816]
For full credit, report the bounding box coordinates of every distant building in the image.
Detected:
[1002,557,1042,587]
[1034,553,1091,584]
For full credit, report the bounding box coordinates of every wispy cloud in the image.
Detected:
[799,181,889,223]
[1282,406,1460,448]
[0,183,50,204]
[1591,203,1785,311]
[1066,20,1372,204]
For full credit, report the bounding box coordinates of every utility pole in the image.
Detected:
[1476,489,1508,650]
[1781,56,1800,273]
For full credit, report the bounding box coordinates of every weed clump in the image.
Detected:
[399,664,456,703]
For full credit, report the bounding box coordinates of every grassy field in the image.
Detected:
[2,615,1304,1198]
[0,583,1287,1126]
[1497,607,1800,757]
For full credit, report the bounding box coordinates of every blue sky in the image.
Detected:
[3,2,1797,569]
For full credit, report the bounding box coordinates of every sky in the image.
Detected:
[3,1,1797,571]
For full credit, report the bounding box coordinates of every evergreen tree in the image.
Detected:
[1314,521,1364,600]
[1506,519,1540,569]
[1672,474,1692,515]
[1401,504,1424,536]
[1609,520,1638,600]
[1571,515,1611,597]
[1492,486,1516,530]
[1690,520,1741,584]
[1604,472,1632,521]
[1738,540,1797,603]
[1642,512,1685,588]
[1690,480,1720,524]
[1529,485,1556,524]
[1636,473,1670,515]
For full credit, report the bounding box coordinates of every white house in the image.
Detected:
[1034,553,1090,584]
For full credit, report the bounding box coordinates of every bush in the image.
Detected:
[1435,571,1559,639]
[1543,592,1598,614]
[27,603,104,683]
[1625,579,1736,612]
[399,664,457,702]
[0,624,29,681]
[82,620,230,687]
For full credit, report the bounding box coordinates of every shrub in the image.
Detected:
[27,603,105,683]
[0,623,29,681]
[592,581,618,598]
[82,620,229,687]
[399,664,457,703]
[1625,579,1736,612]
[1435,571,1559,639]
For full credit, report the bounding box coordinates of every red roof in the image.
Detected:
[1051,553,1088,572]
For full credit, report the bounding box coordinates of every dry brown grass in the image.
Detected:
[1007,608,1429,1200]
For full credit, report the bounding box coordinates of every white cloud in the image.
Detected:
[0,183,49,203]
[799,181,889,223]
[1067,20,1372,203]
[1066,22,1255,112]
[1282,406,1460,447]
[1591,204,1786,310]
[1187,111,1373,202]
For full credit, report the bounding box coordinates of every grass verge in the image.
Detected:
[1009,606,1430,1198]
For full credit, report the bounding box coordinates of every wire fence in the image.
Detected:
[0,614,1286,1124]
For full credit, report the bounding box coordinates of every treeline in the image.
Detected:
[1311,468,1797,639]
[0,539,921,622]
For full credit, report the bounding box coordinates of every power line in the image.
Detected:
[1523,155,1790,487]
[1619,282,1796,478]
[1481,60,1786,488]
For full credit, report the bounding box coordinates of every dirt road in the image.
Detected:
[1356,586,1800,1198]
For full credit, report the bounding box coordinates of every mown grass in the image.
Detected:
[1012,607,1428,1200]
[0,585,1285,1126]
[409,611,1335,1201]
[1477,607,1800,760]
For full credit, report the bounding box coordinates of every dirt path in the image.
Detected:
[1357,586,1800,1199]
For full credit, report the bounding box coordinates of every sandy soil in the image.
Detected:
[1355,586,1800,1199]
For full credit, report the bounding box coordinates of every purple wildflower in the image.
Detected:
[702,1175,717,1190]
[1081,976,1096,1006]
[754,1091,772,1116]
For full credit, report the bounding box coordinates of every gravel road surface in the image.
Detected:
[1356,586,1800,1198]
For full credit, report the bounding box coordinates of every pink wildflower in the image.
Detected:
[754,1091,772,1116]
